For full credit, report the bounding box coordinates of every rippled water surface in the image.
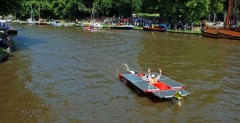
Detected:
[0,23,239,122]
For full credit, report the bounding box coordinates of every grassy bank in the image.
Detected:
[167,29,201,34]
[133,26,201,34]
[102,24,201,34]
[101,24,201,34]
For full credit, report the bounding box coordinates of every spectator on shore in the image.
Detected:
[201,19,206,28]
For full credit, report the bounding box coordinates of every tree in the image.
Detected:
[92,0,113,17]
[2,0,236,22]
[131,0,143,14]
[17,0,52,20]
[110,0,143,17]
[185,0,210,21]
[210,0,224,14]
[142,0,159,13]
[0,0,23,15]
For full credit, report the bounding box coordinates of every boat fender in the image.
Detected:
[174,91,183,100]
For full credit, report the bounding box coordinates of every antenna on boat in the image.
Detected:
[116,67,119,75]
[157,68,162,80]
[147,68,151,90]
[123,63,136,74]
[123,64,130,71]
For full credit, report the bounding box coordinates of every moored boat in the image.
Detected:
[90,23,103,28]
[218,30,240,40]
[26,18,35,24]
[201,0,240,40]
[201,28,232,38]
[110,25,134,30]
[143,26,166,32]
[6,29,18,35]
[26,4,35,24]
[50,20,62,26]
[0,19,6,23]
[143,24,167,32]
[35,21,48,25]
[201,27,240,40]
[75,22,83,27]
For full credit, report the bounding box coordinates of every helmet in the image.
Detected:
[151,74,155,78]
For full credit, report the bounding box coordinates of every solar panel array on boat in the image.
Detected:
[121,74,191,99]
[152,90,191,98]
[122,74,158,91]
[121,74,142,82]
[159,75,185,88]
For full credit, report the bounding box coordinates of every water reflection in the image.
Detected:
[0,23,239,122]
[139,31,240,122]
[0,51,49,122]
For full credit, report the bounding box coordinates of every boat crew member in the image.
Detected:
[150,74,158,84]
[148,68,162,84]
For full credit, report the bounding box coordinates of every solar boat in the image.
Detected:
[118,65,191,100]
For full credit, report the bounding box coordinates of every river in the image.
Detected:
[0,23,239,122]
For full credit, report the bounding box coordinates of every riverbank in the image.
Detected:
[101,24,201,34]
[133,26,201,34]
[11,20,202,35]
[167,28,201,34]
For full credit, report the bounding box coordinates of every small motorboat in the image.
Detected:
[90,23,103,28]
[143,26,167,32]
[35,21,48,25]
[110,25,134,30]
[118,64,191,100]
[26,18,35,24]
[83,25,98,32]
[143,24,167,32]
[50,20,62,26]
[6,29,18,35]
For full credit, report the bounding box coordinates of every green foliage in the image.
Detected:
[142,0,159,13]
[94,0,113,16]
[17,0,52,20]
[112,0,132,17]
[136,13,159,18]
[0,0,238,22]
[132,0,143,13]
[0,0,23,15]
[185,0,210,21]
[210,0,225,13]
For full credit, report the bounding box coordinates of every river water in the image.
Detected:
[0,23,239,122]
